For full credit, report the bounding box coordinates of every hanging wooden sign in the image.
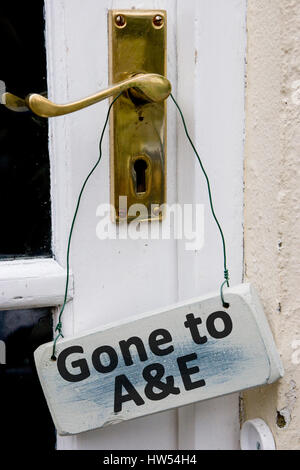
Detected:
[34,283,283,435]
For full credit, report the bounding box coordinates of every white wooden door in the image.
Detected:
[44,0,246,450]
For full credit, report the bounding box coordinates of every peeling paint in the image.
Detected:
[277,409,290,429]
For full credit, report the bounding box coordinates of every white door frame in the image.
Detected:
[176,0,246,449]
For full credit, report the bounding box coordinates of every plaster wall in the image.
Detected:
[244,0,300,450]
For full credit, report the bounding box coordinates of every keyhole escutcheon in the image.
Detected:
[134,158,148,194]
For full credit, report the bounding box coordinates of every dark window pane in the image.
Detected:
[0,1,52,259]
[0,308,55,450]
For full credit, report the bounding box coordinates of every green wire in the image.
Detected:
[51,91,230,359]
[51,92,122,360]
[170,93,230,308]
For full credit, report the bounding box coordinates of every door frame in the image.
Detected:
[176,0,246,449]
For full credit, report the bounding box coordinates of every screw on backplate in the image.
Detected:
[153,15,164,27]
[115,15,126,27]
[152,206,160,217]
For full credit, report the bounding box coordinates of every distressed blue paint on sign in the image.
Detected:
[34,283,283,435]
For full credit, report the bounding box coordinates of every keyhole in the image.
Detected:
[134,159,148,194]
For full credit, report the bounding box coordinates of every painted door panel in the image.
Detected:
[44,0,247,450]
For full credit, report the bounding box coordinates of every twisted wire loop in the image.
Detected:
[51,92,123,361]
[220,269,230,309]
[51,323,64,361]
[170,93,230,309]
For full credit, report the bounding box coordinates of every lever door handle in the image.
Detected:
[1,73,171,118]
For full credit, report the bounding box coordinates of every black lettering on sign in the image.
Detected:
[57,346,90,383]
[177,353,206,391]
[143,363,180,401]
[184,311,233,343]
[184,313,207,345]
[206,311,233,339]
[114,375,145,413]
[119,336,148,366]
[149,329,174,356]
[92,345,118,373]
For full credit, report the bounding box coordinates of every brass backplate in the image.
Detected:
[108,10,167,222]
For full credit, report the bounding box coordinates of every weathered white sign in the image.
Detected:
[35,283,283,435]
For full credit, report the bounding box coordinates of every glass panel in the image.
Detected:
[0,308,55,450]
[0,1,52,259]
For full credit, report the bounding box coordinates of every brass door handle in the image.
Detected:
[1,73,171,118]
